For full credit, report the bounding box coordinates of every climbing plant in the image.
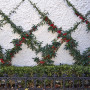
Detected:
[0,0,90,66]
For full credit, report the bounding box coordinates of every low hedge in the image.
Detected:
[0,65,90,77]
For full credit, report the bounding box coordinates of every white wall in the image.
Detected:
[0,0,90,66]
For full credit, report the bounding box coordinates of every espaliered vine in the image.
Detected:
[0,10,43,65]
[0,0,90,66]
[29,0,90,65]
[65,0,90,31]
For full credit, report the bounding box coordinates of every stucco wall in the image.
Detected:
[0,0,90,66]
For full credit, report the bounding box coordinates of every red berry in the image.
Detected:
[0,59,5,64]
[54,26,56,28]
[45,17,48,21]
[79,16,85,21]
[40,61,45,64]
[57,30,61,34]
[88,56,90,58]
[58,37,60,39]
[63,33,67,36]
[86,20,89,24]
[66,40,70,42]
[22,37,25,40]
[26,34,29,36]
[50,24,54,27]
[52,46,55,49]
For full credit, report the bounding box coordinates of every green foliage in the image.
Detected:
[0,65,90,77]
[87,23,90,30]
[0,46,3,59]
[85,11,90,18]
